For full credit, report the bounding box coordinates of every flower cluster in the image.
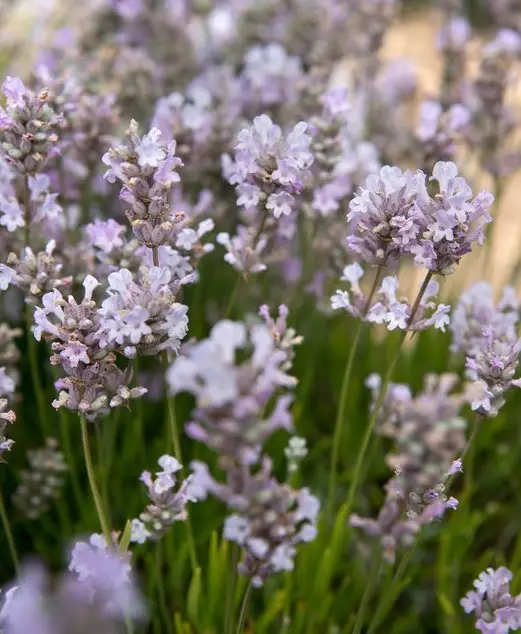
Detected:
[351,373,468,562]
[168,318,297,464]
[450,282,518,356]
[437,17,471,108]
[347,161,493,275]
[0,399,15,461]
[0,76,62,174]
[68,533,143,620]
[130,455,199,544]
[461,567,521,633]
[0,241,72,306]
[12,438,68,520]
[168,312,317,583]
[451,282,521,416]
[469,29,521,178]
[331,264,451,332]
[34,275,146,416]
[224,114,314,220]
[465,327,521,417]
[102,120,185,247]
[97,266,189,358]
[0,323,21,400]
[241,43,302,109]
[0,536,144,634]
[416,100,470,172]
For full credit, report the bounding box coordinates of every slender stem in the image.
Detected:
[162,354,184,464]
[252,206,269,248]
[133,357,145,462]
[26,305,51,435]
[152,247,198,572]
[327,267,383,515]
[23,175,30,247]
[225,208,268,319]
[225,275,242,319]
[80,413,112,545]
[94,422,110,526]
[52,364,83,512]
[351,554,381,634]
[345,271,433,515]
[235,582,253,634]
[0,487,20,575]
[461,418,480,503]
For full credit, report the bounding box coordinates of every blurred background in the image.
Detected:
[2,0,520,296]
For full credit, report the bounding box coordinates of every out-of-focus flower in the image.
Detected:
[12,438,68,520]
[461,567,521,633]
[130,455,201,543]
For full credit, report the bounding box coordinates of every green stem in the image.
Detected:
[345,271,433,515]
[152,247,199,573]
[327,267,383,516]
[162,356,198,572]
[235,582,253,634]
[94,422,110,526]
[57,405,83,514]
[225,275,242,319]
[80,413,112,545]
[26,305,51,435]
[0,487,20,575]
[460,419,480,503]
[351,554,381,634]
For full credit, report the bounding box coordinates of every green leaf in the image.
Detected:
[187,567,202,627]
[118,519,132,553]
[257,589,286,632]
[437,592,456,617]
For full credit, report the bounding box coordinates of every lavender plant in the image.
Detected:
[0,1,521,633]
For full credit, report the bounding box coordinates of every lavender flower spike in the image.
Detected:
[130,454,201,544]
[224,114,314,219]
[346,165,428,269]
[412,161,493,275]
[97,266,189,358]
[102,119,185,247]
[331,264,450,332]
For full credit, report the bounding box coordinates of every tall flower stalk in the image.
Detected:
[326,265,383,515]
[344,271,434,515]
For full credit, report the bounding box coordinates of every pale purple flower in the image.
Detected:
[226,115,313,220]
[97,266,189,357]
[451,282,518,356]
[242,43,302,107]
[331,266,451,332]
[0,197,24,232]
[461,567,521,633]
[2,77,27,108]
[131,455,200,542]
[346,165,428,268]
[85,219,126,254]
[68,534,143,619]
